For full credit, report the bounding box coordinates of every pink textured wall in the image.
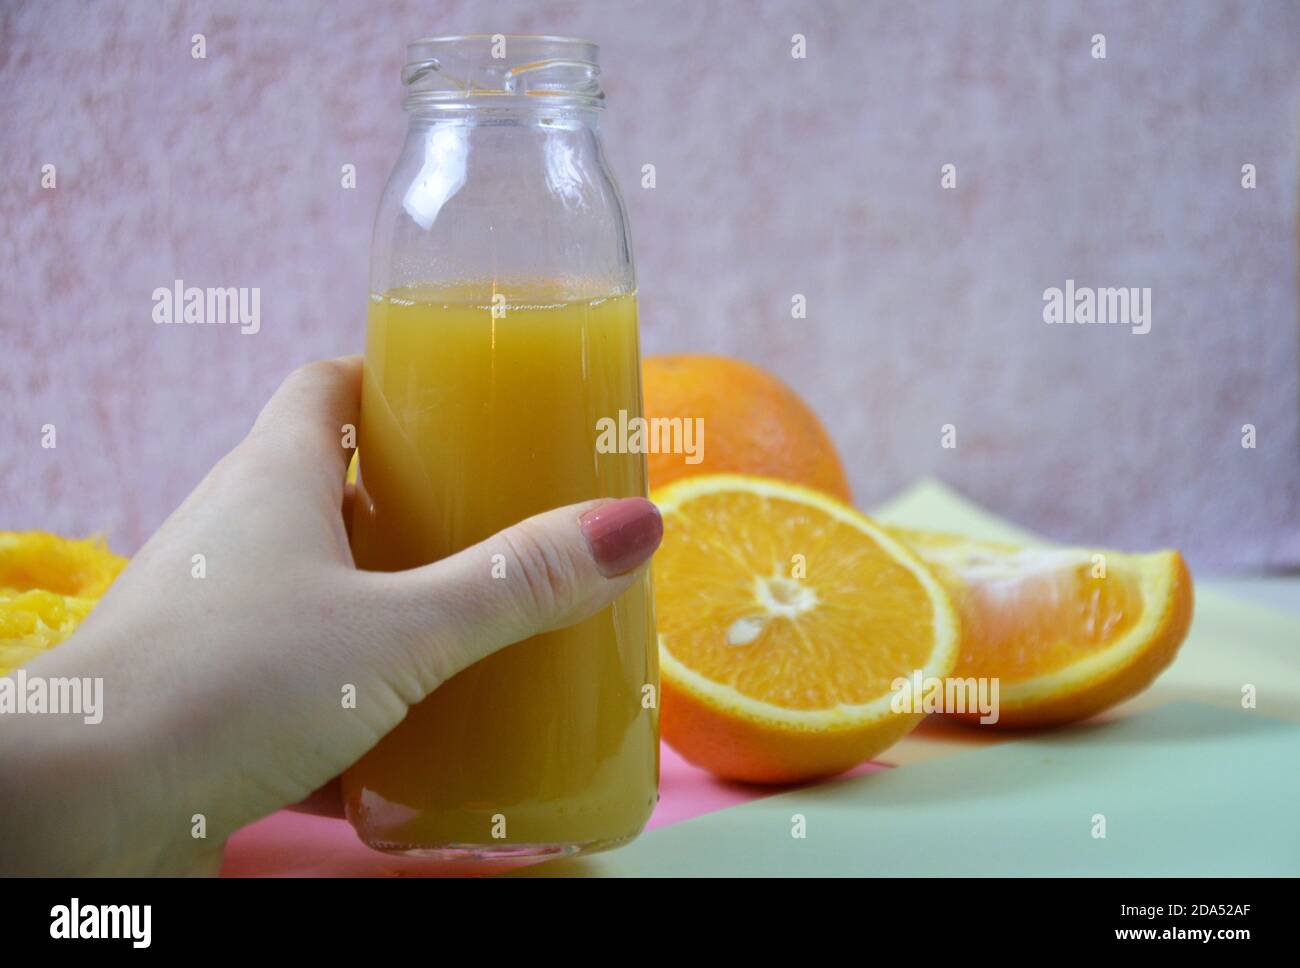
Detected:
[1,0,1297,572]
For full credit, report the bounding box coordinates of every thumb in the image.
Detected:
[375,497,663,692]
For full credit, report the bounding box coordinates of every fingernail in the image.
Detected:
[579,498,663,578]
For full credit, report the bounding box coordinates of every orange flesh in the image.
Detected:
[0,534,125,598]
[0,533,126,676]
[655,491,938,710]
[952,563,1143,681]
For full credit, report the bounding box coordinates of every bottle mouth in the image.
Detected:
[402,34,603,109]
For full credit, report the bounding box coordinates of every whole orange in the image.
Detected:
[641,354,852,502]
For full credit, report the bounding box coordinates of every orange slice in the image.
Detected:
[0,531,127,676]
[888,528,1193,727]
[652,475,959,784]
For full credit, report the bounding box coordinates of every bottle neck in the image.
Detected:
[403,101,603,129]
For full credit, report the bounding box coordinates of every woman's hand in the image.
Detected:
[0,357,662,875]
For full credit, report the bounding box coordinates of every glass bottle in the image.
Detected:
[342,35,658,867]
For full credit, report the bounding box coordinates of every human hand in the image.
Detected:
[0,357,663,875]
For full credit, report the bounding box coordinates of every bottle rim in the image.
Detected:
[403,34,604,110]
[407,33,595,47]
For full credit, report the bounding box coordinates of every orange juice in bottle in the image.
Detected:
[342,37,657,866]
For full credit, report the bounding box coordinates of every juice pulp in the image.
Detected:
[343,286,659,854]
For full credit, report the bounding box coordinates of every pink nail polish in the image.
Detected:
[579,498,663,577]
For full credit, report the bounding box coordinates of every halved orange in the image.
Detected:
[888,528,1193,727]
[652,475,960,784]
[0,531,127,676]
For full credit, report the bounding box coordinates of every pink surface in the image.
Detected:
[219,742,886,877]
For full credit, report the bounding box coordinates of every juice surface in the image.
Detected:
[343,286,659,853]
